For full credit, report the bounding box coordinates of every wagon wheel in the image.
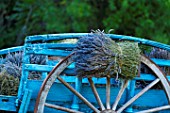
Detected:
[34,54,170,113]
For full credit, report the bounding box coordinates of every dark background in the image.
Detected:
[1,0,170,49]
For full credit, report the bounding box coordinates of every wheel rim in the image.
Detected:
[34,55,170,113]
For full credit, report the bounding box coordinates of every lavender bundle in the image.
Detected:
[74,30,141,79]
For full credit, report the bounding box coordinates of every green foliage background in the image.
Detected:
[1,0,170,48]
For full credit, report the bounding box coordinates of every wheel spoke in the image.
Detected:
[88,78,105,110]
[117,78,160,113]
[106,77,111,109]
[112,79,129,110]
[57,76,100,113]
[34,54,74,113]
[141,56,170,103]
[135,105,170,113]
[45,103,83,113]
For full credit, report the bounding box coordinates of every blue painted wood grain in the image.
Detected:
[0,46,23,55]
[26,43,76,49]
[25,33,170,51]
[18,89,32,113]
[26,80,170,112]
[151,58,170,66]
[0,95,17,111]
[26,48,71,56]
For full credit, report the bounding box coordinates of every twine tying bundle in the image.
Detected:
[118,42,141,79]
[74,30,141,79]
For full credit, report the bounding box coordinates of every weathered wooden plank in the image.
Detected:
[28,76,120,86]
[25,64,54,72]
[19,89,32,113]
[108,34,170,51]
[24,64,75,75]
[17,52,30,102]
[26,49,71,56]
[136,74,170,81]
[151,58,170,66]
[25,33,170,51]
[135,74,156,81]
[0,46,23,55]
[25,33,86,42]
[0,95,17,111]
[26,43,76,49]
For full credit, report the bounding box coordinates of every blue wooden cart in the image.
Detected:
[0,33,170,113]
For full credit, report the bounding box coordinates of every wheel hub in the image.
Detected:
[100,109,116,113]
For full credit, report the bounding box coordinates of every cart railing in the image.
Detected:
[0,33,169,112]
[21,33,170,112]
